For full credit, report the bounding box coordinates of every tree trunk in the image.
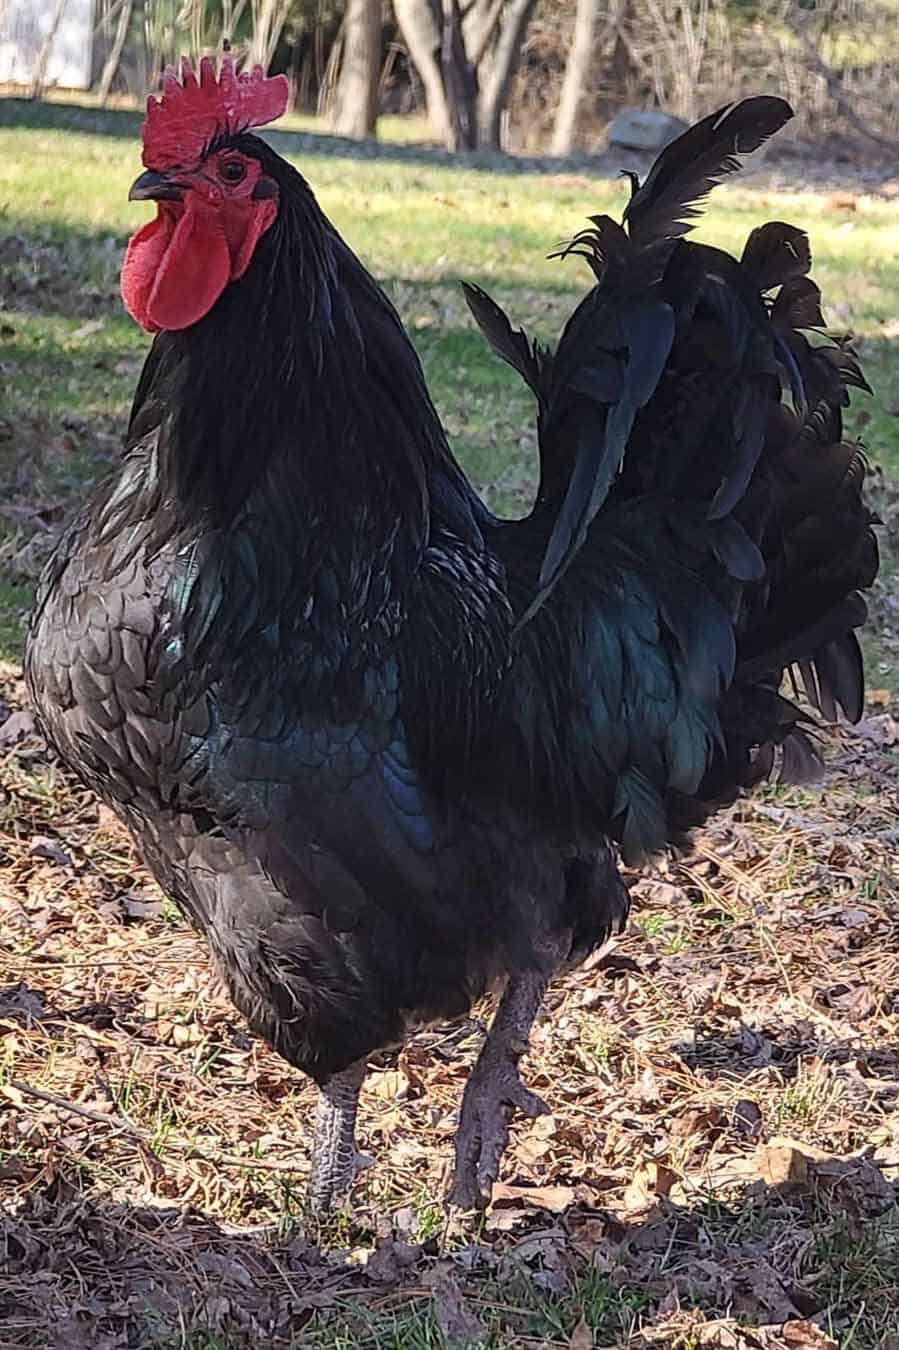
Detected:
[332,0,382,138]
[222,0,250,44]
[248,0,291,70]
[462,0,504,69]
[476,0,536,148]
[96,0,134,106]
[30,0,68,97]
[789,12,899,153]
[393,0,454,144]
[550,0,598,156]
[441,0,478,149]
[398,0,536,151]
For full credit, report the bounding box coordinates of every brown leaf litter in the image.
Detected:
[1,662,897,1347]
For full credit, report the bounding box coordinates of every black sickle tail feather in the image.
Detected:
[741,220,812,290]
[461,282,548,404]
[466,96,877,855]
[728,428,878,785]
[522,297,676,625]
[623,97,794,246]
[525,88,785,604]
[696,296,878,799]
[462,99,796,623]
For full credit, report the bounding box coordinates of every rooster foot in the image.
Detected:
[306,1060,367,1215]
[448,1046,549,1211]
[447,934,569,1212]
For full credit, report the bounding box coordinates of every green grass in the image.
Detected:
[293,1267,652,1349]
[21,88,435,144]
[1,97,898,683]
[812,1210,899,1349]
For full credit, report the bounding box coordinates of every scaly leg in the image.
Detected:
[449,932,570,1210]
[306,1060,367,1213]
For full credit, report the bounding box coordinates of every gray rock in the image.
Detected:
[607,108,688,153]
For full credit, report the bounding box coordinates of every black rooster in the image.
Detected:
[26,62,877,1213]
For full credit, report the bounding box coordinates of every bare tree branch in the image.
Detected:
[550,0,601,157]
[788,11,899,152]
[97,0,134,105]
[248,0,292,70]
[332,0,381,138]
[477,0,537,147]
[394,0,455,144]
[30,0,69,97]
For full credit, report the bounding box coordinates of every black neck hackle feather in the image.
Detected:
[121,133,482,566]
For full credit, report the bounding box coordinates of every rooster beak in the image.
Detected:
[128,170,183,202]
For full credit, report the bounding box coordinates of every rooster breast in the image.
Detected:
[26,453,626,1084]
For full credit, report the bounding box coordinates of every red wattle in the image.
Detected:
[121,192,278,333]
[121,200,232,333]
[120,211,175,332]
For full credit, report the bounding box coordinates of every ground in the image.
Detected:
[0,97,898,1350]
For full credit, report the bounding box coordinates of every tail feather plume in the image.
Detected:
[623,97,793,246]
[465,97,878,856]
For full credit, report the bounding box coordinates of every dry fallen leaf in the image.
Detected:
[857,714,899,746]
[732,1099,763,1141]
[755,1137,829,1187]
[623,1159,676,1210]
[365,1235,422,1285]
[0,1081,26,1108]
[0,708,36,746]
[171,1021,203,1048]
[0,982,48,1024]
[731,1255,801,1323]
[491,1182,575,1213]
[120,890,164,920]
[568,1315,594,1349]
[28,835,72,866]
[694,1319,747,1347]
[812,1155,896,1214]
[568,1216,612,1261]
[432,1270,486,1346]
[637,1065,660,1104]
[670,1104,724,1141]
[369,1067,411,1101]
[779,1320,838,1349]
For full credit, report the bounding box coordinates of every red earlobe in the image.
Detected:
[229,198,278,281]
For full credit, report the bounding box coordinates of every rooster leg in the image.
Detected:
[449,933,570,1211]
[306,1060,367,1213]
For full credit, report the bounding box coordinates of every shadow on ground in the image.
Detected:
[674,1026,899,1085]
[5,93,899,197]
[0,94,641,180]
[2,1158,897,1349]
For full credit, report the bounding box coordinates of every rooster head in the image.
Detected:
[121,55,289,333]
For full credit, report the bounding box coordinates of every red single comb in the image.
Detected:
[142,55,289,170]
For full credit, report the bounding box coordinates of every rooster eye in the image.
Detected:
[219,159,247,185]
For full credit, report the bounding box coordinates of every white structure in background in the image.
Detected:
[0,0,96,90]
